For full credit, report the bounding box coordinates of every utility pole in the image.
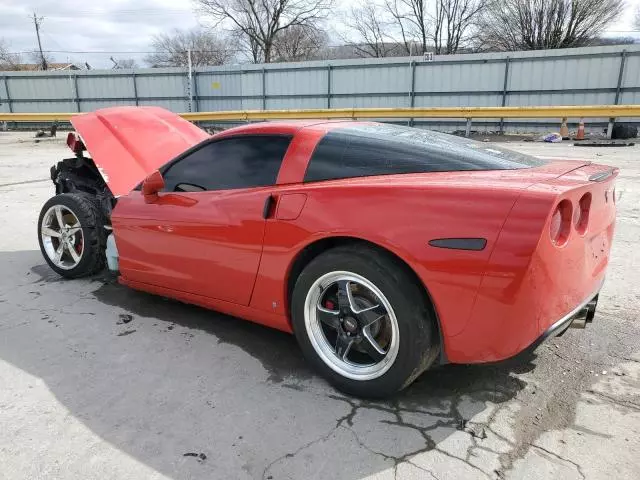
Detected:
[32,13,47,71]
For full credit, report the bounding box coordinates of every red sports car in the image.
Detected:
[38,107,617,397]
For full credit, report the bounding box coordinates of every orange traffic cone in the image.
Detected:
[575,118,585,141]
[560,118,569,139]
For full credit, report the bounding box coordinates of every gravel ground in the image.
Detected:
[0,132,638,480]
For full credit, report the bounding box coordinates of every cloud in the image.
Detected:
[0,0,201,67]
[0,0,638,69]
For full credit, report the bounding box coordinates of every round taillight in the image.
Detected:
[575,193,591,235]
[550,199,572,246]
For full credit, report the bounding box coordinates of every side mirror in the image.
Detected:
[142,170,165,203]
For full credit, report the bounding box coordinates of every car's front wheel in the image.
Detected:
[37,193,106,279]
[291,245,438,398]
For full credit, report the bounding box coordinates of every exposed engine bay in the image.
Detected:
[51,133,116,223]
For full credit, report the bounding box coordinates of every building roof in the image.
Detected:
[10,63,82,71]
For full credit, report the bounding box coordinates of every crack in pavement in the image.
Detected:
[0,178,49,188]
[262,390,505,479]
[586,390,640,412]
[406,460,441,480]
[530,444,586,480]
[260,400,365,480]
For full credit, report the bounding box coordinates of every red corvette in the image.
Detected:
[38,107,617,397]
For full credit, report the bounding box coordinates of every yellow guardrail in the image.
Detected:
[1,105,639,123]
[182,105,640,121]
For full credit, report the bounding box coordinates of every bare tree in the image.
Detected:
[384,0,485,55]
[476,0,625,51]
[346,4,397,57]
[433,0,487,54]
[634,6,640,30]
[230,28,263,63]
[144,28,234,67]
[590,36,636,46]
[0,39,22,70]
[385,0,429,55]
[273,24,329,62]
[26,50,56,69]
[111,58,138,69]
[196,0,333,63]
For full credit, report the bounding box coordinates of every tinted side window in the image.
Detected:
[162,135,291,192]
[304,125,546,183]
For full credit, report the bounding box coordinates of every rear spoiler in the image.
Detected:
[588,168,618,182]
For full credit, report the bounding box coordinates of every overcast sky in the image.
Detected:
[1,0,639,69]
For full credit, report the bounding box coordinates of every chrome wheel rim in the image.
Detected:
[41,205,84,270]
[304,271,400,381]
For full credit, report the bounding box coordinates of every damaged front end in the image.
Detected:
[51,132,116,223]
[51,132,119,272]
[43,106,211,276]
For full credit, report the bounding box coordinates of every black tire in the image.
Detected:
[291,245,438,398]
[37,193,106,279]
[611,123,638,140]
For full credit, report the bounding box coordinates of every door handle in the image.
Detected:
[262,195,276,219]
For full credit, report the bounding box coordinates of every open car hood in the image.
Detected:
[70,106,209,197]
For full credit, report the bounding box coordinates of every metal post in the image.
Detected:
[465,118,472,137]
[409,60,416,127]
[132,73,139,106]
[326,65,332,109]
[606,118,615,139]
[499,57,510,134]
[262,68,267,110]
[3,76,13,113]
[187,49,193,112]
[73,75,80,112]
[614,50,627,105]
[193,71,199,112]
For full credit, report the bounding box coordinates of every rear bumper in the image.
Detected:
[527,282,601,352]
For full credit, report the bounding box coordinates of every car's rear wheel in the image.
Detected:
[38,193,106,279]
[291,245,438,398]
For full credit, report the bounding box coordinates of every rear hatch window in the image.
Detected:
[304,124,548,183]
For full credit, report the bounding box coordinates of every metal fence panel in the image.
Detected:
[77,75,133,100]
[266,69,326,96]
[415,94,502,107]
[199,98,247,111]
[137,98,188,112]
[198,72,241,97]
[331,95,410,108]
[240,72,263,96]
[622,55,640,89]
[415,62,503,92]
[332,65,411,94]
[507,91,614,107]
[8,76,73,100]
[135,73,186,99]
[1,44,639,131]
[80,99,135,111]
[9,100,76,113]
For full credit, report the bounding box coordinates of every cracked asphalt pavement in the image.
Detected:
[0,133,639,480]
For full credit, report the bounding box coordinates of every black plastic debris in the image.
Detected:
[117,314,133,324]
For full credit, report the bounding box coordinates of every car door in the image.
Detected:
[112,135,292,306]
